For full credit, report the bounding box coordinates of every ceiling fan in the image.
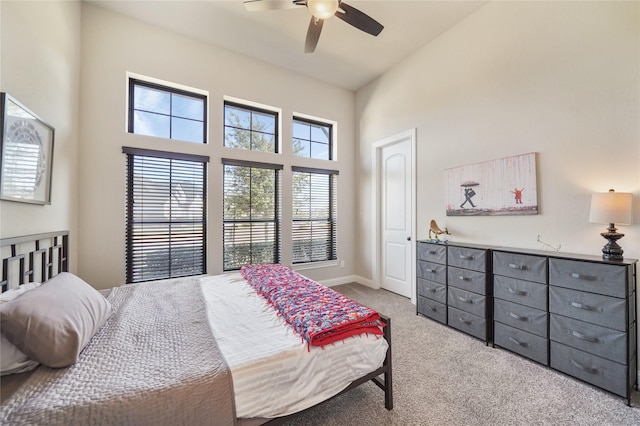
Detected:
[244,0,384,53]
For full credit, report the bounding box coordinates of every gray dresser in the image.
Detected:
[447,244,491,342]
[493,250,549,364]
[417,241,638,403]
[416,241,447,324]
[492,248,637,404]
[416,241,492,342]
[548,257,637,402]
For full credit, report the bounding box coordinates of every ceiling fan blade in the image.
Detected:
[305,17,324,53]
[243,1,299,12]
[335,1,383,36]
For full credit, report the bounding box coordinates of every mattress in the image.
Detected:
[200,273,388,419]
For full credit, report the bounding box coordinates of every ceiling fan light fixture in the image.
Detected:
[306,0,339,20]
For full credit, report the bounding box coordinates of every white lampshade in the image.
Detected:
[589,189,633,225]
[307,0,339,19]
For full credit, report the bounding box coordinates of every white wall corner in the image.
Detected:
[320,275,374,288]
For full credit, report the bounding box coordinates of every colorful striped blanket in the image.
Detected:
[240,264,384,347]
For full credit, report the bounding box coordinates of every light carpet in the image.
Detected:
[284,283,640,426]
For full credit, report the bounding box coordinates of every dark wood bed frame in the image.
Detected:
[263,313,393,425]
[0,231,69,292]
[0,230,393,422]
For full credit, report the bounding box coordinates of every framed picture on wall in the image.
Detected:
[445,152,538,216]
[1,93,55,205]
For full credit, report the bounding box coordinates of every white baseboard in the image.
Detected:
[320,275,377,289]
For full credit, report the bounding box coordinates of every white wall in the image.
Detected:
[78,4,357,289]
[0,1,81,272]
[355,1,640,279]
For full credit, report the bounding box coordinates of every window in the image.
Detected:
[293,117,332,160]
[124,147,208,283]
[223,159,282,271]
[224,101,278,152]
[128,79,206,143]
[292,167,338,263]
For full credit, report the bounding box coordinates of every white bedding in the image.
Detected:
[200,273,388,419]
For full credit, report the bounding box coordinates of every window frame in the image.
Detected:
[123,146,209,283]
[222,158,283,271]
[291,166,338,264]
[292,116,334,160]
[128,78,208,144]
[223,100,279,153]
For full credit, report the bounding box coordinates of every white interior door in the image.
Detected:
[377,133,414,298]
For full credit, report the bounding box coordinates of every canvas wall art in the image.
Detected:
[445,152,538,216]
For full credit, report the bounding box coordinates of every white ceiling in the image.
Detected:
[88,0,487,91]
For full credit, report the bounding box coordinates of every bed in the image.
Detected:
[0,231,393,425]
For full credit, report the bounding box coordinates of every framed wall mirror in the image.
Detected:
[1,93,55,205]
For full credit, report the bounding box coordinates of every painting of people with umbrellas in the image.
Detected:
[445,153,538,216]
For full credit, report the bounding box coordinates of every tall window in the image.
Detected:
[224,101,278,152]
[128,78,207,143]
[293,117,332,160]
[124,147,208,283]
[292,167,338,263]
[223,159,282,271]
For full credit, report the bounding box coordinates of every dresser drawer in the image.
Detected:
[448,287,486,317]
[494,298,548,337]
[448,307,487,340]
[448,246,487,272]
[549,287,629,331]
[551,342,628,397]
[550,314,630,364]
[549,259,630,298]
[495,322,548,365]
[494,275,547,310]
[417,278,446,304]
[417,242,447,264]
[417,296,446,324]
[493,251,547,284]
[417,260,447,284]
[448,267,486,295]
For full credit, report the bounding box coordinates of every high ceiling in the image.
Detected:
[88,1,487,91]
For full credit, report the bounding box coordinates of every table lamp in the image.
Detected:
[589,189,633,260]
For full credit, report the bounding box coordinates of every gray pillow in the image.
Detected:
[0,272,112,368]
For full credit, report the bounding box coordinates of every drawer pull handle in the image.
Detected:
[458,317,473,326]
[570,301,600,312]
[508,337,529,348]
[509,312,530,322]
[571,330,600,344]
[507,287,528,296]
[458,296,474,304]
[508,263,528,270]
[429,306,437,312]
[571,273,598,281]
[429,288,437,293]
[458,275,469,281]
[459,255,474,260]
[570,359,599,375]
[425,268,435,273]
[428,250,437,255]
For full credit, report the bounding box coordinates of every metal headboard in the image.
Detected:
[0,231,69,292]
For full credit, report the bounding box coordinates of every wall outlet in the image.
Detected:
[340,260,345,268]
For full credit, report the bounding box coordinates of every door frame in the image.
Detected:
[371,129,417,304]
